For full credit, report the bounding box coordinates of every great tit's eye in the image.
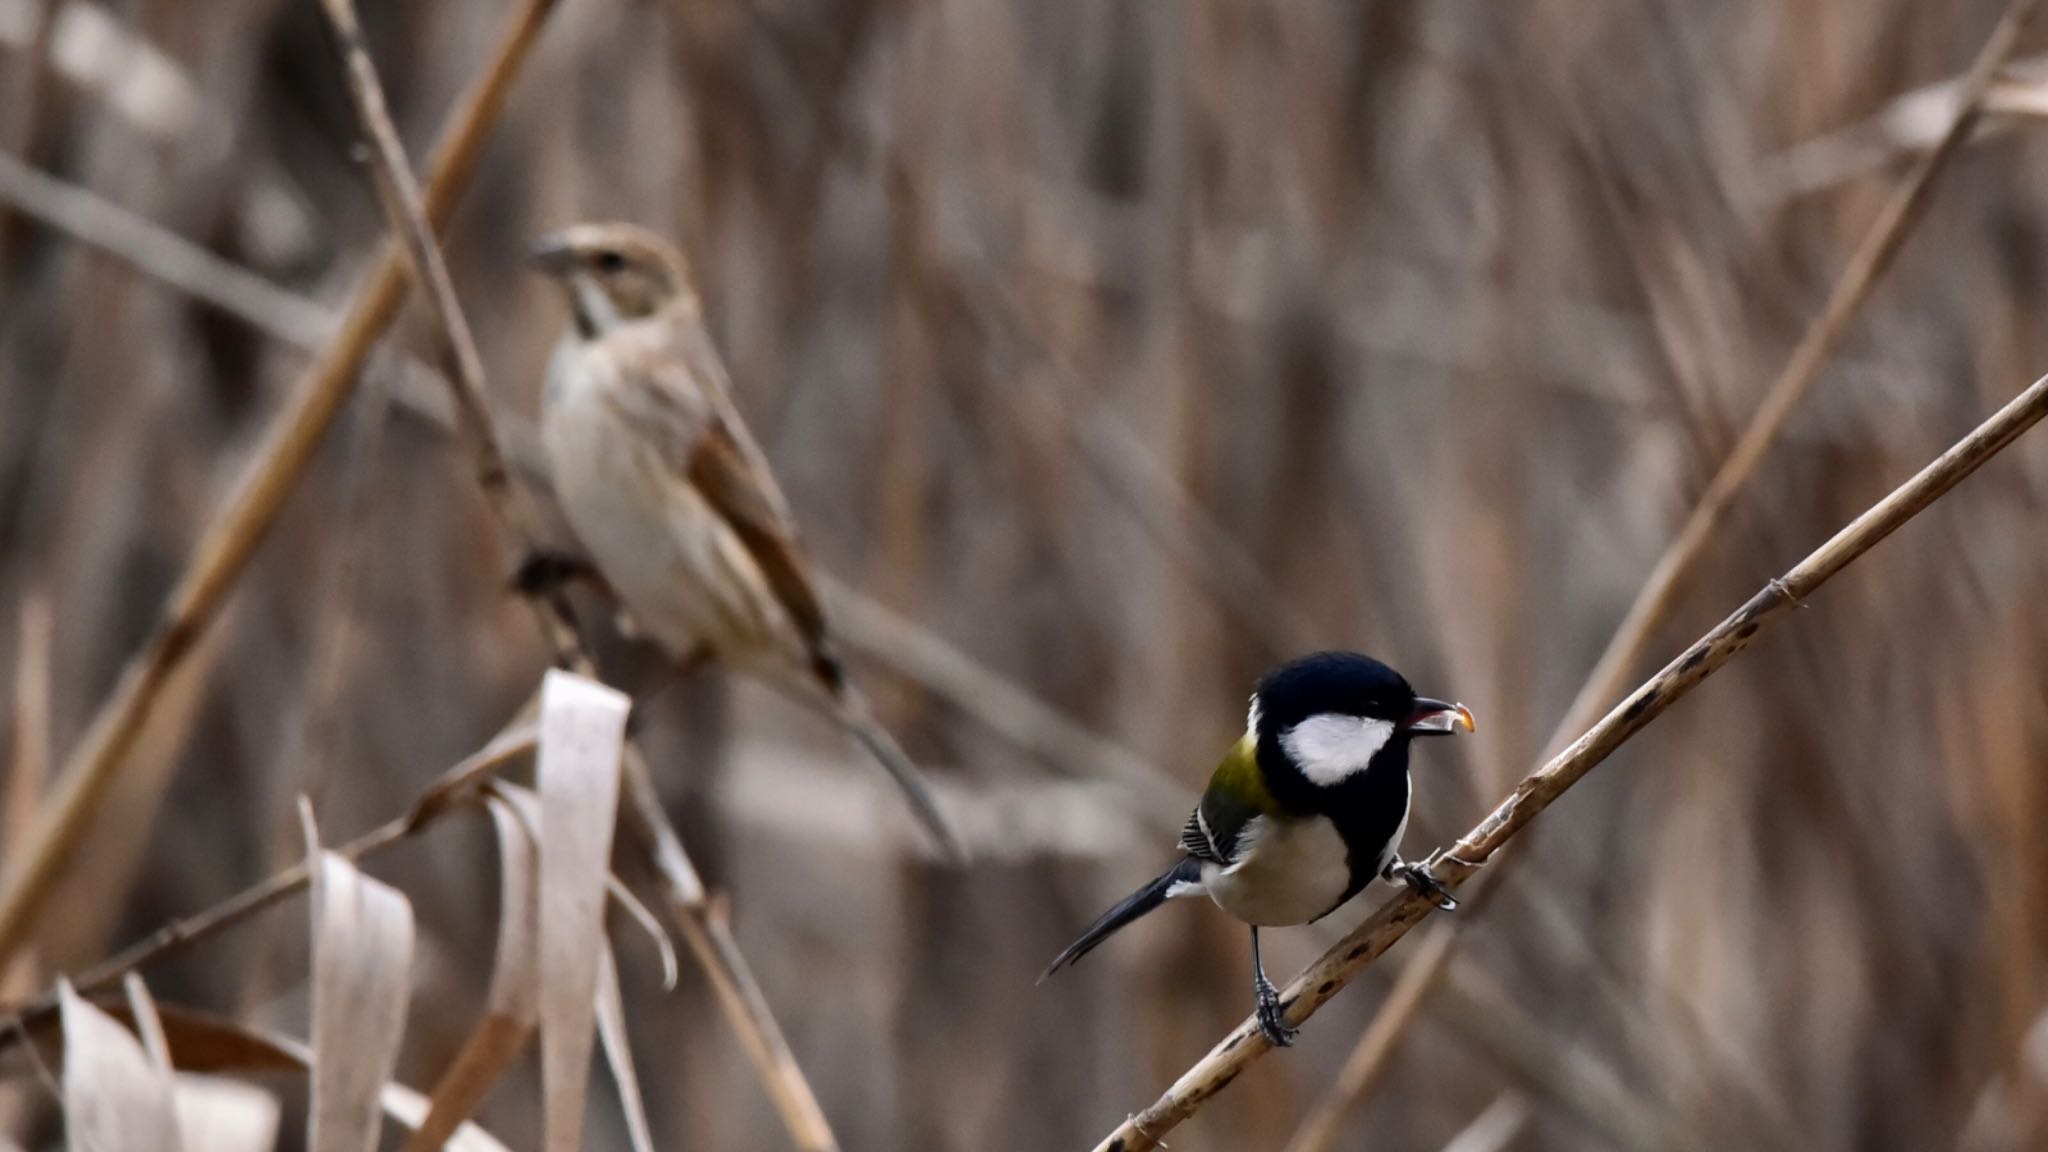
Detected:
[595,250,626,274]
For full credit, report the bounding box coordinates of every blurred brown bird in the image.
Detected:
[524,221,964,861]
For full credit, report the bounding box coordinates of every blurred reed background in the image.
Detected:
[4,0,2048,1149]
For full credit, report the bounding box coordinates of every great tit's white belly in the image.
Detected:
[1199,814,1355,927]
[541,343,804,672]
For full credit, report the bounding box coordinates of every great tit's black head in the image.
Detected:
[528,222,694,336]
[1251,651,1473,789]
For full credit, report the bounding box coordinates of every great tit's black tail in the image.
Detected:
[1039,857,1204,983]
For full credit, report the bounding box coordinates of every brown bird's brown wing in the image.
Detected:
[603,317,840,684]
[602,311,963,861]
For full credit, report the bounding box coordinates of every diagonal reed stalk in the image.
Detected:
[1281,1,2041,1146]
[310,2,839,1146]
[0,0,563,975]
[1095,378,2048,1148]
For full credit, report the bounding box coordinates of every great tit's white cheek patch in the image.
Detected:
[1282,714,1395,786]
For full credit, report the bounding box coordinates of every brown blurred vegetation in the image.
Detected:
[6,0,2048,1149]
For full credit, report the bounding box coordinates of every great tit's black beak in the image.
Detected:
[527,234,578,277]
[1402,697,1476,736]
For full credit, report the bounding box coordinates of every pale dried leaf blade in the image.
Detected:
[174,1075,281,1152]
[606,872,678,991]
[309,848,416,1152]
[129,1006,511,1151]
[399,790,543,1152]
[483,785,543,1020]
[123,972,172,1071]
[534,669,631,1152]
[58,980,181,1152]
[596,942,656,1152]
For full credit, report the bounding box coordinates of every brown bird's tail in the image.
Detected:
[832,683,967,864]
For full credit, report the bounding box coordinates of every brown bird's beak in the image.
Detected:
[527,233,578,277]
[1402,697,1476,736]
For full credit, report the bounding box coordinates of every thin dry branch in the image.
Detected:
[0,148,331,348]
[309,9,839,1146]
[617,747,840,1152]
[0,147,459,431]
[0,155,1198,820]
[1285,1,2041,1143]
[818,575,1184,816]
[1093,362,2048,1148]
[0,0,562,974]
[312,0,533,553]
[0,722,536,1029]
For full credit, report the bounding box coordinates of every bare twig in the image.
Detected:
[618,748,839,1152]
[818,575,1185,817]
[312,0,532,553]
[0,0,562,974]
[0,152,1193,830]
[0,148,464,435]
[0,722,537,1029]
[0,148,331,347]
[1556,0,2040,784]
[1093,361,2048,1148]
[1759,55,2048,204]
[1284,2,2041,1144]
[310,7,839,1146]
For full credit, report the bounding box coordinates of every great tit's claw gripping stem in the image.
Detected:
[1254,973,1297,1048]
[1384,857,1460,911]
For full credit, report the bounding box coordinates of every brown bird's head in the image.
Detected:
[528,222,694,337]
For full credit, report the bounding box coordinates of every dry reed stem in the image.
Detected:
[0,154,1197,818]
[617,746,841,1152]
[0,149,463,435]
[819,576,1184,815]
[310,9,840,1144]
[311,0,533,555]
[0,149,332,348]
[1283,3,2041,1144]
[1093,359,2048,1149]
[0,722,537,1032]
[0,0,562,974]
[2,141,1152,811]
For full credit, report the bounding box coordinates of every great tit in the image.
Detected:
[1041,651,1474,1046]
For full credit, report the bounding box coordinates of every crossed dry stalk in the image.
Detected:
[0,0,563,973]
[0,0,844,1146]
[1094,373,2048,1152]
[1283,0,2043,1145]
[306,0,843,1144]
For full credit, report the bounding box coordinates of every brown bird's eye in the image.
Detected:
[595,250,626,273]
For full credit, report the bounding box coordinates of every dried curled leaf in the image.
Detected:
[174,1076,281,1152]
[304,802,416,1152]
[596,942,655,1152]
[58,979,180,1152]
[533,670,631,1152]
[401,787,543,1152]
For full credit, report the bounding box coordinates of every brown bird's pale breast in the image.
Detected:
[540,324,812,679]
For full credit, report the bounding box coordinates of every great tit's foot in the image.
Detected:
[1253,974,1297,1048]
[1383,857,1460,911]
[511,548,601,598]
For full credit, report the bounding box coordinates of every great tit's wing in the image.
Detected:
[604,320,835,668]
[1179,734,1278,867]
